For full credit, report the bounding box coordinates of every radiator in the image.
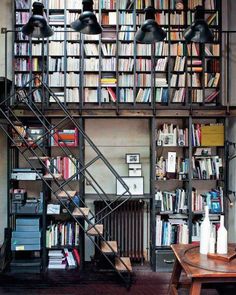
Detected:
[94,200,145,262]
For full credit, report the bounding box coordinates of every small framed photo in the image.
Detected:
[158,133,175,146]
[126,153,140,164]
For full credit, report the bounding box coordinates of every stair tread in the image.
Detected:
[115,257,132,272]
[44,173,63,180]
[58,190,77,198]
[101,241,118,253]
[72,207,90,217]
[87,224,103,236]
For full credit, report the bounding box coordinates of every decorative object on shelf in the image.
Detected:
[71,0,102,35]
[200,205,211,255]
[184,5,214,43]
[22,2,54,38]
[135,6,166,43]
[216,215,228,255]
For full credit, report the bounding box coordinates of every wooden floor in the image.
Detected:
[0,264,235,294]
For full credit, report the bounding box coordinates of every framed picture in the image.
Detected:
[158,133,175,146]
[125,153,140,164]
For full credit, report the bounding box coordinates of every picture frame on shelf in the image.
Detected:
[125,153,140,164]
[158,133,175,146]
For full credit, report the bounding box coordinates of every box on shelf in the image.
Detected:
[128,163,142,177]
[201,125,224,146]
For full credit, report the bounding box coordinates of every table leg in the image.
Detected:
[190,279,202,295]
[168,258,182,295]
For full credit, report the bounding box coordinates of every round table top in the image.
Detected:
[182,245,236,273]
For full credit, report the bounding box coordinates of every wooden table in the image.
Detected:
[168,244,236,295]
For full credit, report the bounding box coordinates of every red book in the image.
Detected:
[72,248,80,267]
[107,87,116,102]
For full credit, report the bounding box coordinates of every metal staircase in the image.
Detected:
[0,78,134,287]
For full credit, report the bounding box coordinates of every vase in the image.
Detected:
[200,205,211,254]
[216,215,228,254]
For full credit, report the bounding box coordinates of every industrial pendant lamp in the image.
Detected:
[135,6,166,43]
[22,2,54,38]
[71,0,102,34]
[184,5,214,43]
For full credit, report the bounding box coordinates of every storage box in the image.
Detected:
[12,231,41,238]
[155,249,175,272]
[11,244,41,251]
[16,218,40,226]
[116,177,144,196]
[201,125,224,146]
[128,164,142,177]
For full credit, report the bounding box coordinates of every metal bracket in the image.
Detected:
[1,28,7,34]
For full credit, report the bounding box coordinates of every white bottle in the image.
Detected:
[208,227,216,254]
[200,205,211,254]
[217,215,228,254]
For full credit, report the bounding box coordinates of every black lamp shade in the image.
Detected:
[135,7,166,43]
[71,11,102,34]
[135,19,167,43]
[70,0,102,35]
[183,6,214,43]
[22,2,53,38]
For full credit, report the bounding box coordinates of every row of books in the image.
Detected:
[48,249,79,270]
[14,58,43,72]
[156,11,185,25]
[191,123,224,147]
[48,0,86,9]
[46,222,79,248]
[14,41,220,58]
[156,156,189,180]
[156,216,189,246]
[171,88,186,103]
[14,43,46,56]
[49,28,80,41]
[118,74,151,87]
[155,87,169,103]
[48,89,80,103]
[192,156,223,180]
[15,74,42,87]
[49,73,80,87]
[45,156,79,180]
[15,12,29,25]
[155,189,187,213]
[157,123,189,147]
[192,187,223,213]
[187,11,218,26]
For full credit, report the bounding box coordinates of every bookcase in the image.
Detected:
[13,0,222,107]
[4,0,227,278]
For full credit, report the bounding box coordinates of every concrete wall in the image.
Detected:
[84,118,150,261]
[0,0,12,244]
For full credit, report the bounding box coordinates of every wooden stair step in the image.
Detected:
[72,207,89,217]
[58,190,76,198]
[101,241,118,254]
[115,257,132,272]
[87,224,103,236]
[44,173,63,180]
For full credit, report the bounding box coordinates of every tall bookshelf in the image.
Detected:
[8,0,227,275]
[13,0,222,107]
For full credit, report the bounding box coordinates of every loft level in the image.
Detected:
[9,107,230,118]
